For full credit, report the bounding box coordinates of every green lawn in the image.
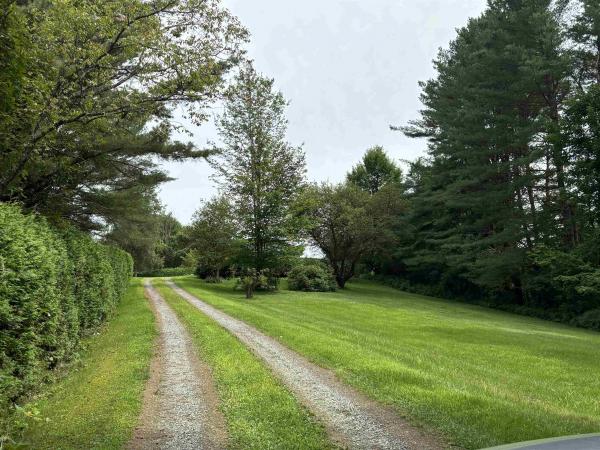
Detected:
[153,279,333,450]
[170,276,600,450]
[21,279,156,449]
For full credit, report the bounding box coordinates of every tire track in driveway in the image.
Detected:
[167,279,448,450]
[128,280,227,450]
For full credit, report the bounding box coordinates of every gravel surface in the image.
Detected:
[167,280,448,450]
[128,280,227,450]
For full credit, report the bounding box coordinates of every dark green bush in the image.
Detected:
[195,263,235,280]
[572,309,600,331]
[204,275,223,284]
[288,263,336,292]
[0,203,132,410]
[0,205,71,403]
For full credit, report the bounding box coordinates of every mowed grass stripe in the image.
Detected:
[22,278,156,450]
[152,279,334,450]
[171,276,600,450]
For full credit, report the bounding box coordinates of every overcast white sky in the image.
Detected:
[159,0,487,223]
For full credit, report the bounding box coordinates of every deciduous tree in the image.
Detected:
[0,0,248,231]
[210,64,306,274]
[347,146,402,194]
[188,196,237,279]
[298,183,371,288]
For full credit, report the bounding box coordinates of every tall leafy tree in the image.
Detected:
[188,196,237,279]
[157,213,185,268]
[103,188,164,273]
[298,183,372,288]
[0,0,248,231]
[363,181,407,272]
[346,146,402,194]
[0,1,24,140]
[570,0,600,87]
[211,64,306,272]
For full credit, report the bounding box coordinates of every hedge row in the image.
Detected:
[0,204,133,407]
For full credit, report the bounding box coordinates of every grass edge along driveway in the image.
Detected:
[170,276,600,450]
[21,278,156,450]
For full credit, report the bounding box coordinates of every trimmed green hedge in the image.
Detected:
[0,204,132,409]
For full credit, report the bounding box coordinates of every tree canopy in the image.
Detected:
[380,0,600,320]
[0,0,247,231]
[346,146,402,194]
[210,64,306,275]
[188,196,238,279]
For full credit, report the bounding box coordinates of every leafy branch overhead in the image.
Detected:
[0,0,248,230]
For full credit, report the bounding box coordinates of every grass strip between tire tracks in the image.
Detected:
[153,279,334,450]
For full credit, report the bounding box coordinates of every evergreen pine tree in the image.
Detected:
[402,0,569,298]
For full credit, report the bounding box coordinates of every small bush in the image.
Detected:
[235,269,278,298]
[288,263,336,292]
[204,276,223,284]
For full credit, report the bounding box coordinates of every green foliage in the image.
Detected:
[347,146,402,194]
[0,204,71,409]
[0,0,247,232]
[287,263,336,292]
[362,182,407,272]
[235,269,278,299]
[564,84,600,231]
[0,203,132,417]
[103,192,166,273]
[188,196,238,279]
[103,201,187,275]
[0,2,26,140]
[297,183,373,288]
[63,230,133,331]
[380,0,600,323]
[298,181,405,288]
[136,266,195,278]
[572,309,600,331]
[156,213,186,269]
[401,0,570,292]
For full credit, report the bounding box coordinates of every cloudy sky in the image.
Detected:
[160,0,487,223]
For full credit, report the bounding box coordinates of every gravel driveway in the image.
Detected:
[128,280,227,450]
[167,280,447,450]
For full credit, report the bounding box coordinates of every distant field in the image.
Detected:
[171,276,600,450]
